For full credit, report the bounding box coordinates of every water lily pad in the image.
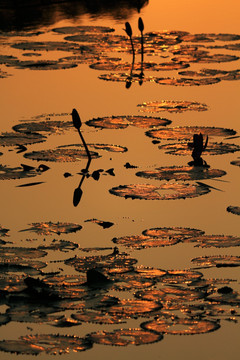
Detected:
[0,132,46,146]
[0,259,47,275]
[138,100,208,113]
[88,328,163,346]
[109,183,210,200]
[136,166,226,181]
[24,148,99,162]
[0,247,47,260]
[227,206,240,216]
[230,159,240,166]
[146,126,236,141]
[12,60,78,71]
[20,222,82,235]
[52,26,115,35]
[112,235,180,250]
[39,239,79,251]
[98,72,153,84]
[158,142,240,155]
[0,334,92,355]
[0,226,10,238]
[0,275,27,292]
[142,227,204,241]
[90,60,189,71]
[58,143,127,153]
[134,267,167,280]
[155,77,221,86]
[179,69,240,81]
[191,255,240,268]
[0,164,41,180]
[141,318,220,335]
[112,274,155,291]
[135,286,205,303]
[179,33,240,42]
[107,299,162,317]
[162,270,203,284]
[86,115,171,130]
[12,120,73,135]
[72,309,124,324]
[85,219,114,229]
[172,53,239,63]
[194,235,240,248]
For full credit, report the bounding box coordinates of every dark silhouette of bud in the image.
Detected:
[73,187,83,207]
[138,17,144,32]
[72,108,82,130]
[124,22,132,37]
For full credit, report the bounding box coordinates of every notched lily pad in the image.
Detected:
[0,132,46,146]
[86,115,171,130]
[141,318,220,335]
[146,126,236,141]
[158,142,240,156]
[138,100,208,113]
[136,166,226,181]
[194,235,240,248]
[0,334,92,355]
[24,148,99,162]
[20,222,82,235]
[227,206,240,216]
[88,328,163,346]
[109,183,210,200]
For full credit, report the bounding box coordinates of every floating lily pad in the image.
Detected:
[0,259,47,275]
[12,120,73,135]
[109,183,210,200]
[98,72,154,84]
[72,310,124,324]
[86,115,171,130]
[162,269,203,284]
[191,255,240,267]
[12,60,78,71]
[134,267,167,279]
[136,166,226,181]
[0,164,41,180]
[24,148,99,162]
[11,41,82,52]
[179,69,240,81]
[112,274,155,291]
[172,53,239,63]
[146,126,236,141]
[194,235,240,248]
[52,26,115,35]
[20,222,82,235]
[85,219,114,229]
[88,328,163,346]
[0,247,47,260]
[0,334,92,355]
[158,142,240,155]
[227,206,240,216]
[90,60,189,71]
[141,318,220,335]
[209,43,240,51]
[107,299,162,317]
[0,132,46,146]
[0,275,26,292]
[155,77,221,86]
[58,143,127,153]
[0,226,10,238]
[142,227,204,240]
[230,159,240,166]
[179,33,240,42]
[112,235,180,250]
[39,239,79,252]
[138,100,208,113]
[135,286,205,303]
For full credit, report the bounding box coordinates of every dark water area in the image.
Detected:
[0,0,148,31]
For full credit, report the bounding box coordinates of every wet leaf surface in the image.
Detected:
[155,77,221,86]
[20,222,82,235]
[72,310,124,324]
[90,60,189,71]
[146,126,236,141]
[227,206,240,216]
[141,318,220,335]
[109,183,210,200]
[138,100,208,113]
[86,115,171,129]
[136,166,226,181]
[24,148,99,162]
[88,328,163,346]
[0,247,47,260]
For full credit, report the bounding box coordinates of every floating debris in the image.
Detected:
[136,166,226,181]
[86,115,171,130]
[227,206,240,216]
[138,100,208,113]
[20,222,82,235]
[109,183,210,200]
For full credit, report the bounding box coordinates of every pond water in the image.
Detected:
[0,0,239,359]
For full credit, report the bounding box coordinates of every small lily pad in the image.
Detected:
[138,100,208,113]
[0,226,10,238]
[52,26,115,35]
[109,183,210,200]
[191,255,240,268]
[231,159,240,167]
[112,235,180,250]
[58,143,127,153]
[227,206,240,216]
[194,235,240,248]
[86,115,171,129]
[20,222,82,235]
[72,310,124,324]
[0,164,41,180]
[88,328,163,346]
[155,77,221,86]
[158,142,240,156]
[24,148,99,162]
[142,227,204,240]
[136,166,226,181]
[12,120,73,135]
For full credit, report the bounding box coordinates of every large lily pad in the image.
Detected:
[158,142,240,156]
[24,148,99,162]
[20,222,82,235]
[194,235,240,248]
[112,235,180,250]
[179,33,240,42]
[0,132,46,146]
[12,120,73,135]
[0,247,47,260]
[146,126,236,141]
[86,115,171,129]
[109,183,210,200]
[88,328,163,346]
[136,166,226,181]
[138,100,208,113]
[179,69,240,81]
[142,227,204,240]
[141,318,220,335]
[191,255,240,267]
[72,310,124,324]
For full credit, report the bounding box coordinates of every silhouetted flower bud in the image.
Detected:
[138,17,144,32]
[72,108,82,129]
[125,22,132,37]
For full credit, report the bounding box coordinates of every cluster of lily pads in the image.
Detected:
[0,222,239,354]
